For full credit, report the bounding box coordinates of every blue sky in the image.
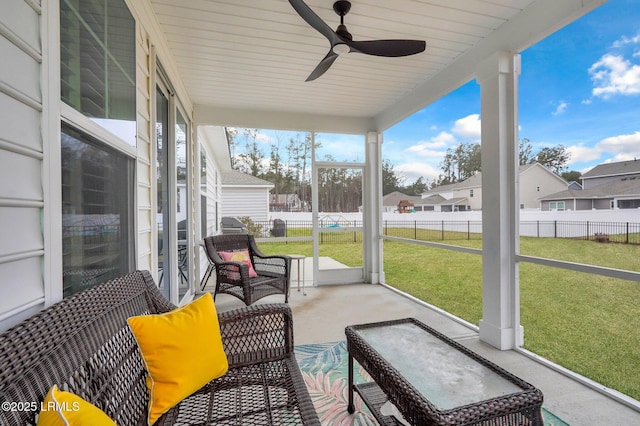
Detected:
[237,0,640,184]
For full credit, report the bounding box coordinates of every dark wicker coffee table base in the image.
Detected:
[354,382,402,426]
[346,318,544,426]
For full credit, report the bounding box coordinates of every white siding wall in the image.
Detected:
[222,187,270,222]
[0,0,201,330]
[453,187,482,210]
[520,166,567,209]
[0,0,46,329]
[136,27,154,273]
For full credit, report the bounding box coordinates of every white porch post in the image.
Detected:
[477,52,523,350]
[363,131,384,284]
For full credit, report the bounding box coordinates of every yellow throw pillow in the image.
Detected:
[127,292,228,425]
[37,385,115,425]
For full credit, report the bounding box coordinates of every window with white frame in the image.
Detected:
[59,0,136,298]
[549,201,565,211]
[60,0,136,146]
[61,125,134,297]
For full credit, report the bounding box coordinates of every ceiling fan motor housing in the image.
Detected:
[333,1,351,17]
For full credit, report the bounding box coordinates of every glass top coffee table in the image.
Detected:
[345,318,544,425]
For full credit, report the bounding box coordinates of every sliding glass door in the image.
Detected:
[176,110,189,300]
[156,78,192,303]
[156,84,172,300]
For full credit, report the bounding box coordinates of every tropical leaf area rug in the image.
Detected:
[295,341,569,426]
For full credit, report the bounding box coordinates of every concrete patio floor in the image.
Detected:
[208,258,640,425]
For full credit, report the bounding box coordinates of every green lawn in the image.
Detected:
[260,237,640,401]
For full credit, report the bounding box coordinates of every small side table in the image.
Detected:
[287,254,306,296]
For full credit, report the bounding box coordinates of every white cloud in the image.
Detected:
[552,101,568,116]
[610,153,638,162]
[451,114,481,141]
[316,134,365,161]
[596,131,640,155]
[566,131,640,167]
[566,145,602,165]
[399,114,481,174]
[612,34,640,48]
[255,132,273,143]
[406,131,455,156]
[396,162,441,183]
[590,53,640,98]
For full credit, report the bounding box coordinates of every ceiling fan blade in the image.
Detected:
[347,39,426,57]
[306,50,339,81]
[289,0,339,45]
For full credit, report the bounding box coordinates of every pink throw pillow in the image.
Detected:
[218,249,258,277]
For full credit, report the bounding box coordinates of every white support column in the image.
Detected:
[476,52,523,350]
[363,132,384,284]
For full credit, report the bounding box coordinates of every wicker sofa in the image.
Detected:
[0,270,320,425]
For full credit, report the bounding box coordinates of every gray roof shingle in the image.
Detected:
[221,170,274,186]
[582,159,640,179]
[541,177,640,200]
[382,191,423,206]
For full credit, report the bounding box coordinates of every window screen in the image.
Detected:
[61,125,134,297]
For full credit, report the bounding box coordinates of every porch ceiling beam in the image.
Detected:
[194,105,375,135]
[374,0,606,132]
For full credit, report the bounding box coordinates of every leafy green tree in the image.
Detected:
[382,159,404,195]
[435,138,571,189]
[518,138,570,174]
[464,144,481,178]
[433,174,453,187]
[404,176,430,196]
[519,138,535,165]
[237,216,263,237]
[440,143,481,182]
[561,170,582,183]
[264,139,284,197]
[536,145,570,174]
[236,128,265,176]
[226,128,238,168]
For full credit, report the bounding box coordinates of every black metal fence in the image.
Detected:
[252,220,363,243]
[251,219,640,245]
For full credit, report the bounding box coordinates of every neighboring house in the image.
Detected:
[382,191,424,212]
[540,159,640,211]
[270,193,303,212]
[421,163,568,211]
[420,194,448,212]
[421,173,482,211]
[221,171,274,222]
[581,159,640,189]
[567,181,583,190]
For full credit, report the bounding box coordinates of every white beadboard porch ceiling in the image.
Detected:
[149,0,604,133]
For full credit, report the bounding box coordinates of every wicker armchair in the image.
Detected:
[204,234,291,306]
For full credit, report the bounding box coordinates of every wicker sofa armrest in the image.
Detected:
[218,303,293,369]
